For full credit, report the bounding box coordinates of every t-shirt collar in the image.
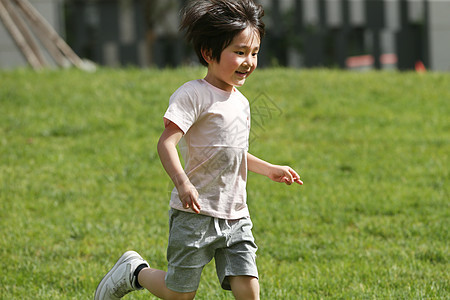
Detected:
[200,79,237,96]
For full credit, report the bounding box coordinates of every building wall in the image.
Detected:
[65,0,149,67]
[427,0,450,71]
[259,0,430,70]
[1,0,449,71]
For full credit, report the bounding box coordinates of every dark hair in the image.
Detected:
[180,0,265,66]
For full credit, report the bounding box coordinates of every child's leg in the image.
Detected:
[214,217,259,299]
[228,276,260,300]
[94,251,196,300]
[137,267,196,300]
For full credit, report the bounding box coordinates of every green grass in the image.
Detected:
[1,68,448,299]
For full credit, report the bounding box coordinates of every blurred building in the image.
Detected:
[64,0,184,67]
[1,0,449,71]
[259,0,450,71]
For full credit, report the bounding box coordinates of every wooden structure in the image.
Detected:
[0,0,91,70]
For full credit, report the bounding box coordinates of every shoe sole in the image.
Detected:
[94,251,139,300]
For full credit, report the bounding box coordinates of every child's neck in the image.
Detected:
[204,73,235,93]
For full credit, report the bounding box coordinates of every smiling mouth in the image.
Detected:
[236,70,249,77]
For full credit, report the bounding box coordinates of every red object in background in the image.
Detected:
[415,61,427,73]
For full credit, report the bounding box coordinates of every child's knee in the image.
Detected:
[166,290,196,300]
[229,276,260,299]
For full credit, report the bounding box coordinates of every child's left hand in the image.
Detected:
[268,165,303,185]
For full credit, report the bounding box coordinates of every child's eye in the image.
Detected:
[252,53,259,57]
[236,51,245,55]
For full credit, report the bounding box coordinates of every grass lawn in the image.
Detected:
[0,68,448,299]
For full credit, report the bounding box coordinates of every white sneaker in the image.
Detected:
[94,251,149,300]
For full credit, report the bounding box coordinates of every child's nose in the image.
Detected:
[243,55,254,68]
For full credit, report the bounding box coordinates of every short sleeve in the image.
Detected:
[163,83,200,134]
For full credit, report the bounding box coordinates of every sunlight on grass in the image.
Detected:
[1,68,448,299]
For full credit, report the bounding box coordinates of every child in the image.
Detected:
[95,0,302,299]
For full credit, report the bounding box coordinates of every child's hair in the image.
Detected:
[180,0,265,67]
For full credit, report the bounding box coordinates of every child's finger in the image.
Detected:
[182,200,190,209]
[191,196,201,214]
[288,167,303,185]
[289,168,300,178]
[285,168,295,184]
[283,175,293,185]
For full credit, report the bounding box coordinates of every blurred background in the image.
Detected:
[1,0,449,71]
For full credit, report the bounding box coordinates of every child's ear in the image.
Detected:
[201,48,213,64]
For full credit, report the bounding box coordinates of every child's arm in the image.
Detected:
[157,122,201,213]
[247,153,303,185]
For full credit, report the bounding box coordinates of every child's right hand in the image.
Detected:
[177,180,201,214]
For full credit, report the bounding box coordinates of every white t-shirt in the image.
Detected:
[163,79,251,219]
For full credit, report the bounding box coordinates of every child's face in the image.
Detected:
[205,27,260,92]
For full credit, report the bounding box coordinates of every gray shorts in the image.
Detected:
[165,209,258,293]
